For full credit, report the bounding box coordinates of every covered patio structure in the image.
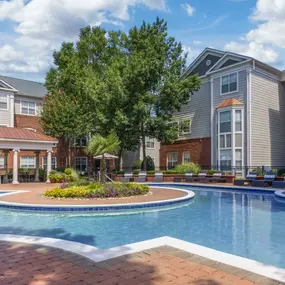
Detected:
[0,127,57,184]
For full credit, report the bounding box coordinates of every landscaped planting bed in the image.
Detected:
[45,182,149,199]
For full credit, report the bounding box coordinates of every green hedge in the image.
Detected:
[45,182,149,199]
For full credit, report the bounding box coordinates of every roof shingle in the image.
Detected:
[216,98,243,109]
[0,127,57,142]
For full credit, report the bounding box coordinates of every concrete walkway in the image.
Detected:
[0,241,283,285]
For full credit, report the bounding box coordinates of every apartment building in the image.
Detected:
[0,75,92,183]
[160,48,285,174]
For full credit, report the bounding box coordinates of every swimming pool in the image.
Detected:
[0,185,285,268]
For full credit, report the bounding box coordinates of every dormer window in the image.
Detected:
[221,73,238,94]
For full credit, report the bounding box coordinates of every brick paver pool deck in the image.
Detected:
[0,241,283,285]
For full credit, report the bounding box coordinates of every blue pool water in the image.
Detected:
[0,186,285,268]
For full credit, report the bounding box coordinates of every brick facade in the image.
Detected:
[160,137,211,169]
[15,115,42,132]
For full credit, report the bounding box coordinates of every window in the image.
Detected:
[235,110,242,132]
[180,119,191,135]
[0,94,8,110]
[75,157,87,173]
[42,157,57,170]
[220,150,232,170]
[220,111,231,133]
[20,156,35,168]
[183,152,191,163]
[235,149,242,170]
[146,137,155,149]
[167,152,178,169]
[75,137,87,147]
[235,133,242,147]
[0,156,4,168]
[221,73,237,94]
[21,101,36,115]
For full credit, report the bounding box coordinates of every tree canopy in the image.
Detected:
[41,18,201,169]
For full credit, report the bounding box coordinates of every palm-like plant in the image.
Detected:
[86,133,120,182]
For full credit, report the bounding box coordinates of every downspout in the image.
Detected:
[210,78,214,168]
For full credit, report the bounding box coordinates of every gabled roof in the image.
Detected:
[0,76,47,98]
[0,127,57,142]
[216,98,244,109]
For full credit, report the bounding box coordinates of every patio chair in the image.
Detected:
[234,172,259,186]
[153,172,164,182]
[208,172,226,183]
[252,172,276,187]
[185,173,198,183]
[272,177,285,189]
[120,173,133,182]
[135,171,147,182]
[197,173,209,183]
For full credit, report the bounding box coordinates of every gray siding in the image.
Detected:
[0,90,14,127]
[251,72,285,166]
[212,70,248,166]
[173,80,211,140]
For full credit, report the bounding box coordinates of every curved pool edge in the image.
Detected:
[0,187,194,212]
[275,190,285,199]
[0,234,284,283]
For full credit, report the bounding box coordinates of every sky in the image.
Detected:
[0,0,284,82]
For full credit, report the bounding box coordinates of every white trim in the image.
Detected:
[0,234,284,282]
[220,72,239,96]
[253,67,280,82]
[0,124,8,127]
[210,79,214,166]
[0,79,18,92]
[0,138,57,144]
[247,69,252,168]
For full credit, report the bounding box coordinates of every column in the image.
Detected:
[12,149,19,185]
[34,151,40,182]
[46,150,52,183]
[3,150,9,183]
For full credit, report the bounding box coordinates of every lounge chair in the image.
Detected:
[252,172,276,187]
[208,172,226,183]
[272,177,285,189]
[198,173,208,183]
[234,172,258,186]
[184,173,198,183]
[120,173,133,182]
[135,171,147,182]
[153,172,164,182]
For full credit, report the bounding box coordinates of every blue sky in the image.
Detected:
[0,0,284,82]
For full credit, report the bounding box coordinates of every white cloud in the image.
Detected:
[225,41,279,64]
[180,3,195,17]
[193,40,202,45]
[182,45,201,64]
[0,0,166,77]
[224,0,285,66]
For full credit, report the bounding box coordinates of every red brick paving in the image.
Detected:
[0,183,186,205]
[0,242,283,285]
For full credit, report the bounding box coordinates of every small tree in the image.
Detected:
[86,133,120,182]
[141,156,155,171]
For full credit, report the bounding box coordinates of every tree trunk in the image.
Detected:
[67,138,72,168]
[142,135,147,171]
[116,147,123,171]
[100,154,106,182]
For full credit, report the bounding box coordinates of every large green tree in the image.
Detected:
[42,18,201,170]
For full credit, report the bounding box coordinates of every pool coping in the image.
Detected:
[0,234,284,283]
[275,190,285,199]
[0,187,194,212]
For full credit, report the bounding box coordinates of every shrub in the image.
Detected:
[172,163,201,174]
[133,160,142,170]
[117,170,125,175]
[132,170,140,175]
[207,169,220,175]
[64,168,73,175]
[141,156,155,171]
[147,170,156,175]
[45,182,149,199]
[282,173,285,177]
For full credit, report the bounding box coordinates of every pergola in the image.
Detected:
[0,127,57,184]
